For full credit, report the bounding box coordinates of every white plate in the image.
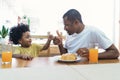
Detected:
[56,56,81,62]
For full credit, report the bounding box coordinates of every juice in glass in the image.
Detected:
[89,48,98,63]
[2,51,12,63]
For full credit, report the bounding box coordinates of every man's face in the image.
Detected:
[63,17,77,35]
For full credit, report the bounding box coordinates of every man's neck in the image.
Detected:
[76,24,85,34]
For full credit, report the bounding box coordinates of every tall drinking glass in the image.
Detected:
[1,42,12,64]
[89,43,98,64]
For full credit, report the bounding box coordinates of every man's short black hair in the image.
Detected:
[9,23,30,44]
[63,9,83,24]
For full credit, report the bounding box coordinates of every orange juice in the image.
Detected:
[2,51,12,63]
[89,48,98,63]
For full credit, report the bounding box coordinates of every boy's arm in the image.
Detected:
[13,47,33,60]
[12,54,22,58]
[41,34,54,51]
[12,54,33,60]
[41,39,51,50]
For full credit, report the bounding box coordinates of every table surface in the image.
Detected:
[0,55,120,68]
[0,56,120,80]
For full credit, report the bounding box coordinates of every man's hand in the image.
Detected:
[53,30,63,45]
[76,48,89,58]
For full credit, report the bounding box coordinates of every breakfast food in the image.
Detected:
[60,53,77,61]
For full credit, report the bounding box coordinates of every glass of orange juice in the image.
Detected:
[1,42,13,64]
[89,43,98,64]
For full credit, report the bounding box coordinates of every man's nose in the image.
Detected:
[29,38,32,41]
[64,26,68,30]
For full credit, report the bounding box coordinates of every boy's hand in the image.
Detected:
[47,32,54,41]
[21,54,33,60]
[48,34,54,41]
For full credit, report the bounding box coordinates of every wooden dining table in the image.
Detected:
[0,56,120,68]
[0,55,120,80]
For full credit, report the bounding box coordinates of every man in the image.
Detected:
[53,9,119,59]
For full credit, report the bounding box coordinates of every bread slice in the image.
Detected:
[61,53,77,61]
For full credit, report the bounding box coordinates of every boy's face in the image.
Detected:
[19,31,32,47]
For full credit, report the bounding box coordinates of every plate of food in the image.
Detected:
[57,53,81,62]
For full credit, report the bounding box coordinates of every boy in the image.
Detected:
[9,24,54,60]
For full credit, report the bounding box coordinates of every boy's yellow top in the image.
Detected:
[14,43,43,57]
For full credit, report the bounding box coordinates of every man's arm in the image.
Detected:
[58,43,67,55]
[53,36,67,55]
[99,44,119,59]
[53,30,68,54]
[77,44,119,59]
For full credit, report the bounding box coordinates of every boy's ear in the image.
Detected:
[18,39,22,44]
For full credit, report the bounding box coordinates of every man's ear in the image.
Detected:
[74,19,79,25]
[73,20,79,25]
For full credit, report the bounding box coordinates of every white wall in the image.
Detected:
[0,0,119,47]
